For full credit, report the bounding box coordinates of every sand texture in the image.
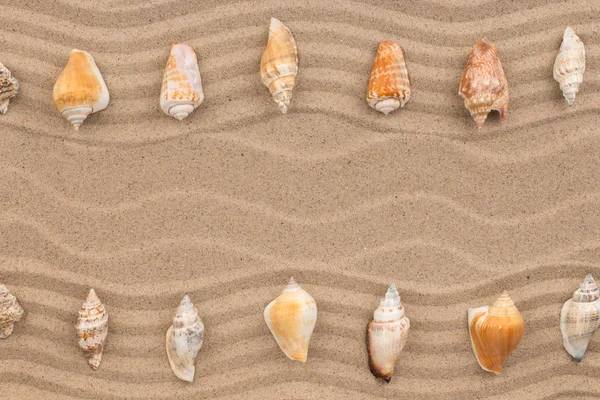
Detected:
[1,0,600,398]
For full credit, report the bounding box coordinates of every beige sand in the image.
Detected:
[0,0,599,398]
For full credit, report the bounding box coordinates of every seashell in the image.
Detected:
[367,283,410,382]
[554,27,585,105]
[75,289,108,370]
[0,283,24,338]
[52,49,109,131]
[260,18,298,114]
[560,273,600,361]
[160,43,204,121]
[264,277,317,361]
[0,62,19,114]
[468,291,524,374]
[459,39,509,128]
[166,295,205,382]
[366,41,411,115]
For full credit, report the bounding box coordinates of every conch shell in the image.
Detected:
[75,289,108,370]
[0,62,19,114]
[264,277,317,361]
[52,49,109,130]
[468,291,524,374]
[160,43,204,121]
[367,283,410,382]
[459,39,509,128]
[0,283,24,338]
[260,18,298,114]
[560,273,600,361]
[554,27,585,105]
[166,295,205,382]
[366,41,411,115]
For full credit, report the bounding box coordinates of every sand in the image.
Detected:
[0,0,599,398]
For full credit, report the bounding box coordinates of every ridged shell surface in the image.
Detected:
[0,62,19,114]
[75,289,108,370]
[367,283,410,382]
[52,49,109,130]
[260,18,298,114]
[560,274,600,361]
[160,43,204,121]
[366,41,411,115]
[554,27,585,105]
[459,39,509,128]
[468,291,524,374]
[0,283,24,338]
[264,277,317,361]
[166,295,205,382]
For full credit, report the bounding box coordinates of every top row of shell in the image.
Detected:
[0,19,586,130]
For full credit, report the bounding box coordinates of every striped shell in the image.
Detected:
[468,291,524,374]
[75,289,108,370]
[367,283,410,382]
[160,43,204,121]
[560,274,600,361]
[0,62,19,114]
[260,18,298,114]
[52,50,109,130]
[0,283,24,338]
[264,278,317,361]
[459,39,509,128]
[554,27,585,105]
[366,41,411,115]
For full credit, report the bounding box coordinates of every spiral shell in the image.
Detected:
[260,18,298,114]
[0,283,24,338]
[166,295,205,382]
[52,50,109,131]
[554,27,585,105]
[459,39,509,128]
[468,291,524,374]
[75,289,108,370]
[366,41,411,115]
[560,274,600,361]
[160,43,204,121]
[264,277,317,362]
[367,283,410,382]
[0,62,19,115]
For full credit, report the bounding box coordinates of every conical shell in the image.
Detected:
[166,295,205,382]
[459,39,509,128]
[52,49,109,130]
[468,291,524,374]
[260,18,298,114]
[0,283,24,338]
[264,277,317,361]
[0,62,19,115]
[554,27,585,105]
[366,41,411,115]
[560,274,600,361]
[160,43,204,121]
[367,283,410,382]
[75,289,108,370]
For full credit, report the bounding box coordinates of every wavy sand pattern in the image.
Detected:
[0,0,599,398]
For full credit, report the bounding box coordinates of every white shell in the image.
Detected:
[75,289,108,370]
[264,278,317,361]
[554,27,585,105]
[166,295,205,382]
[0,63,19,114]
[160,43,204,121]
[0,283,24,338]
[560,274,600,361]
[367,283,410,382]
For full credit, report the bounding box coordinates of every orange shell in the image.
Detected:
[366,41,410,115]
[459,39,508,128]
[468,291,524,374]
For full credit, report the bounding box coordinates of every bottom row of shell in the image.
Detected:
[1,274,599,381]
